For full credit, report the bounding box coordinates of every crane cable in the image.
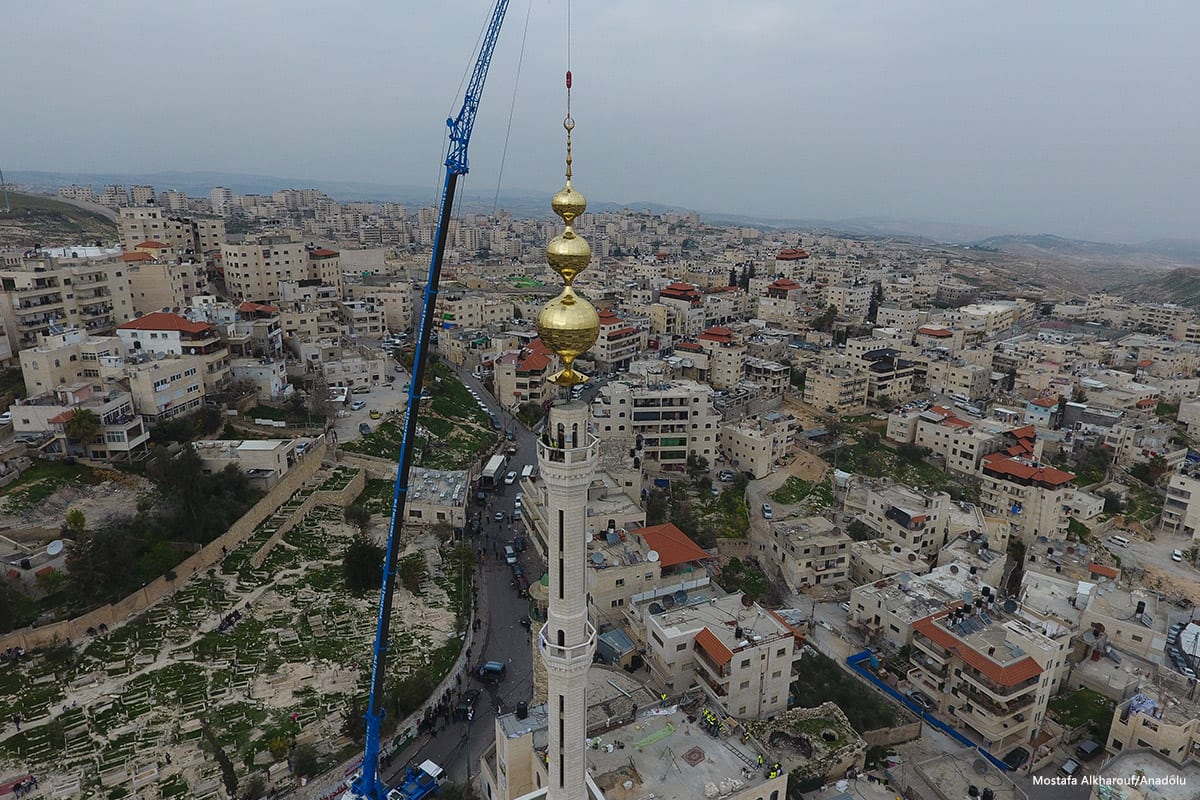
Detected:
[491,0,534,217]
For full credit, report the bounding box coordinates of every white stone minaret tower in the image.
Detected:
[534,96,601,800]
[536,402,598,800]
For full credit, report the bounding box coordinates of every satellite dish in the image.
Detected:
[647,550,660,563]
[591,553,604,565]
[648,603,664,615]
[661,594,676,609]
[46,540,64,557]
[1003,599,1018,613]
[972,758,988,775]
[740,594,755,609]
[674,590,688,605]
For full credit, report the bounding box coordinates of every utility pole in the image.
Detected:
[0,168,10,213]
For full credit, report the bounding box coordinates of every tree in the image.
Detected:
[645,489,669,525]
[291,743,319,778]
[1071,386,1088,403]
[399,553,426,594]
[516,401,545,428]
[342,533,384,596]
[64,408,101,452]
[861,431,881,451]
[64,508,86,534]
[343,504,371,532]
[866,282,883,324]
[896,442,928,465]
[813,304,838,332]
[0,578,37,633]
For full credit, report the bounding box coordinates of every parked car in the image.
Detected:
[494,511,505,522]
[1075,740,1103,761]
[1173,549,1184,562]
[717,470,736,482]
[352,386,371,395]
[504,545,517,565]
[0,412,10,426]
[1057,758,1082,778]
[760,503,774,519]
[839,602,851,613]
[369,410,382,419]
[359,422,371,436]
[477,661,507,683]
[351,400,367,411]
[515,575,530,596]
[512,536,526,553]
[906,689,936,712]
[504,471,518,485]
[1002,747,1030,771]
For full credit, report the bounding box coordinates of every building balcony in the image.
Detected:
[960,666,1039,701]
[537,620,596,669]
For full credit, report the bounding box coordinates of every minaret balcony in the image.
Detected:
[537,620,597,670]
[537,433,600,466]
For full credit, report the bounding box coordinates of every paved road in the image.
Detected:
[380,366,544,786]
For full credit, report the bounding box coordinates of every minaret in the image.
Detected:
[535,106,600,800]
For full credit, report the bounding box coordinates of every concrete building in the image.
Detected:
[591,378,720,474]
[849,563,982,652]
[1107,692,1200,767]
[117,206,225,260]
[1162,468,1200,539]
[17,328,125,396]
[0,252,134,350]
[493,340,559,413]
[848,539,930,583]
[297,340,389,389]
[220,236,340,301]
[909,603,1070,752]
[10,384,149,462]
[850,480,951,558]
[765,516,851,592]
[590,309,646,372]
[718,411,796,479]
[1079,588,1168,662]
[435,291,514,330]
[116,312,231,393]
[639,591,799,718]
[192,438,299,491]
[802,357,869,414]
[398,467,469,529]
[979,453,1075,544]
[123,353,206,424]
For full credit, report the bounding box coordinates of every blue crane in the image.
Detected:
[347,1,510,798]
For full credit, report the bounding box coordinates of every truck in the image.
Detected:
[386,760,444,800]
[481,454,507,486]
[520,464,534,480]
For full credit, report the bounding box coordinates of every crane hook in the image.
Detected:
[566,70,572,89]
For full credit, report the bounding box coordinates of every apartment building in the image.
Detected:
[849,539,930,583]
[492,340,558,413]
[851,481,951,558]
[1162,468,1200,539]
[117,206,226,259]
[10,383,149,462]
[718,411,796,479]
[0,252,134,350]
[197,301,285,360]
[1127,303,1194,337]
[193,439,300,491]
[743,357,789,397]
[1079,588,1167,662]
[366,281,414,332]
[591,378,720,473]
[885,405,1006,476]
[17,328,126,395]
[220,236,341,301]
[338,300,386,340]
[909,603,1069,753]
[920,352,992,400]
[115,312,231,392]
[979,453,1075,544]
[591,309,647,372]
[585,522,711,628]
[640,592,799,718]
[123,257,189,315]
[861,348,918,403]
[229,358,290,402]
[1108,690,1200,764]
[124,354,206,424]
[435,291,514,330]
[765,516,850,591]
[848,563,980,651]
[802,357,869,414]
[297,341,389,389]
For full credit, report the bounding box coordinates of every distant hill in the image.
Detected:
[967,234,1200,268]
[1122,267,1200,308]
[0,191,118,249]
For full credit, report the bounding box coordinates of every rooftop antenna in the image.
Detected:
[0,167,9,213]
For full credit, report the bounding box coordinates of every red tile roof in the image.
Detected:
[1089,563,1119,579]
[768,278,802,291]
[694,626,733,667]
[238,301,280,314]
[1030,397,1058,408]
[775,248,809,261]
[675,342,703,352]
[309,248,339,257]
[913,613,1043,687]
[517,339,554,373]
[1136,398,1158,408]
[637,522,709,567]
[120,251,154,262]
[916,325,953,337]
[598,309,621,324]
[135,240,169,249]
[118,311,212,335]
[48,409,76,425]
[981,454,1075,487]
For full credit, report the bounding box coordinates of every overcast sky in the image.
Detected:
[4,1,1198,242]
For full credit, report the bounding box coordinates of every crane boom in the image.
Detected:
[349,2,510,799]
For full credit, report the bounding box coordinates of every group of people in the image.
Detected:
[10,775,38,797]
[700,707,724,737]
[0,647,26,664]
[216,607,244,633]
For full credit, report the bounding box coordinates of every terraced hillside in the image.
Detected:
[0,191,118,248]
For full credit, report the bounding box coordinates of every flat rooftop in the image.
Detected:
[649,593,790,655]
[911,751,1026,800]
[586,707,770,800]
[1094,749,1200,800]
[769,516,844,544]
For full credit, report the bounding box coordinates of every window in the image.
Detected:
[676,643,688,652]
[741,658,750,668]
[615,578,625,587]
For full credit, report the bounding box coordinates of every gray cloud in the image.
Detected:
[3,0,1197,241]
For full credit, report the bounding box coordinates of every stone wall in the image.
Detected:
[862,719,923,747]
[249,467,364,569]
[0,442,328,652]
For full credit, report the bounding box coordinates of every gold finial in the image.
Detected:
[538,91,598,388]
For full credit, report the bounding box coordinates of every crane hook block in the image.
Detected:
[566,70,572,89]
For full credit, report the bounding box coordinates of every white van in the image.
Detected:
[1108,534,1131,548]
[520,465,534,480]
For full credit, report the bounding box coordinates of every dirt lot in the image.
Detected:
[0,471,154,544]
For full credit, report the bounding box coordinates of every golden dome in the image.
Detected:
[536,285,599,387]
[551,180,587,225]
[546,227,591,284]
